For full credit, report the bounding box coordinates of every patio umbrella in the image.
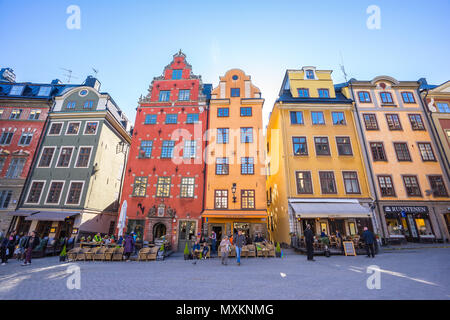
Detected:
[117,200,127,237]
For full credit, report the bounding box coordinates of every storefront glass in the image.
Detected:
[415,218,433,236]
[348,222,357,235]
[386,218,403,235]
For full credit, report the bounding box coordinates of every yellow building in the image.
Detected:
[202,69,267,241]
[267,67,374,245]
[346,77,450,243]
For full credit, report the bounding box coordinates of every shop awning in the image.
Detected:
[7,210,39,217]
[25,211,80,221]
[289,199,371,218]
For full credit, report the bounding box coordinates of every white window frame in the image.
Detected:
[75,146,93,168]
[24,180,47,205]
[83,121,99,135]
[55,146,75,168]
[37,146,57,168]
[65,121,81,135]
[48,122,64,136]
[65,180,85,206]
[44,180,66,205]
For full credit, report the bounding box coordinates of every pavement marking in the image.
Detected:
[280,273,286,278]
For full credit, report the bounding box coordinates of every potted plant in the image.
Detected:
[275,242,281,258]
[320,237,331,257]
[184,243,190,260]
[59,244,67,262]
[157,243,165,261]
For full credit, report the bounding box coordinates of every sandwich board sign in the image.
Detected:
[343,241,356,256]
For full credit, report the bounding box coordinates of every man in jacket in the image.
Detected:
[362,227,376,258]
[234,229,246,266]
[210,231,217,256]
[22,231,40,266]
[304,224,315,261]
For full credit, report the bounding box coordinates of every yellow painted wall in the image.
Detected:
[288,69,336,98]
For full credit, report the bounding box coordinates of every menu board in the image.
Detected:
[343,241,356,256]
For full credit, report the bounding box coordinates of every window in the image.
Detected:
[240,107,252,117]
[290,111,303,124]
[132,177,147,197]
[156,177,171,197]
[241,190,255,209]
[394,143,411,161]
[49,123,62,135]
[0,190,12,208]
[161,141,175,159]
[183,140,197,158]
[0,132,13,145]
[26,181,45,203]
[231,88,240,97]
[240,127,253,143]
[83,101,94,109]
[19,132,33,146]
[336,137,353,155]
[165,114,178,124]
[293,137,308,156]
[139,141,153,158]
[241,157,254,175]
[297,88,309,97]
[370,142,387,161]
[437,102,450,113]
[363,114,378,130]
[306,70,314,79]
[180,177,195,198]
[28,110,41,120]
[186,113,199,124]
[66,101,76,109]
[57,147,73,167]
[386,114,402,130]
[179,89,190,101]
[216,158,229,175]
[343,172,361,194]
[215,190,228,209]
[380,92,394,104]
[311,111,325,125]
[172,69,182,80]
[145,114,157,124]
[66,122,80,135]
[9,85,24,95]
[0,157,5,172]
[428,175,448,197]
[318,89,329,98]
[217,108,229,117]
[84,122,98,134]
[5,158,25,178]
[314,137,330,155]
[76,147,92,167]
[9,109,22,119]
[66,182,83,204]
[358,91,371,103]
[296,171,313,194]
[217,128,229,144]
[46,181,64,204]
[401,92,415,103]
[418,143,436,161]
[38,86,51,96]
[403,176,421,197]
[159,90,170,102]
[408,114,425,130]
[38,147,55,167]
[319,171,337,194]
[378,176,395,197]
[332,112,345,125]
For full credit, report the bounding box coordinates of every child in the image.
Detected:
[220,236,231,265]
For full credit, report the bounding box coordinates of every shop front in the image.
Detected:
[383,205,435,243]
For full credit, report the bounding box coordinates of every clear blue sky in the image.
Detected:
[1,0,449,126]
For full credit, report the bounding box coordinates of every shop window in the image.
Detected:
[415,218,433,236]
[349,222,357,236]
[386,218,402,235]
[320,223,328,235]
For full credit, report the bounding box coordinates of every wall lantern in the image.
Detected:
[232,183,237,203]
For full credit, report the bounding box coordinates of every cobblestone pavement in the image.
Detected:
[0,248,449,300]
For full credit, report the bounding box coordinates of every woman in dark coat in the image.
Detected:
[123,234,135,261]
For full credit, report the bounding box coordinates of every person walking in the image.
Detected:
[22,231,40,266]
[362,227,376,258]
[123,233,135,261]
[304,224,315,261]
[234,229,246,266]
[220,235,231,265]
[1,234,11,265]
[17,233,28,261]
[210,231,217,256]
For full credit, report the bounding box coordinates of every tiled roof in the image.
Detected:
[0,81,78,100]
[277,88,352,104]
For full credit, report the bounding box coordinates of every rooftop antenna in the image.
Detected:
[60,68,79,83]
[339,51,348,82]
[92,67,99,77]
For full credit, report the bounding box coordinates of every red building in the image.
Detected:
[120,51,211,251]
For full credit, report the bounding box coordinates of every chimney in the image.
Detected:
[0,68,16,83]
[51,79,62,85]
[84,75,101,91]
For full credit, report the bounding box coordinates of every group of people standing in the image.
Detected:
[0,230,41,266]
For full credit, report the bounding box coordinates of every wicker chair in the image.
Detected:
[247,244,256,257]
[138,247,151,261]
[104,247,115,261]
[112,247,124,261]
[229,245,236,257]
[67,247,81,261]
[94,247,107,261]
[85,247,100,261]
[148,246,160,261]
[75,247,90,261]
[267,244,276,257]
[241,245,249,258]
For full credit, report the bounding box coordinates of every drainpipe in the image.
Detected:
[348,82,386,245]
[201,96,210,237]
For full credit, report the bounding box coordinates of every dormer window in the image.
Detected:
[306,70,315,80]
[318,89,329,98]
[297,88,309,97]
[9,85,24,96]
[38,86,52,96]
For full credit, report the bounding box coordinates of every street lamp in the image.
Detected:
[232,183,237,203]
